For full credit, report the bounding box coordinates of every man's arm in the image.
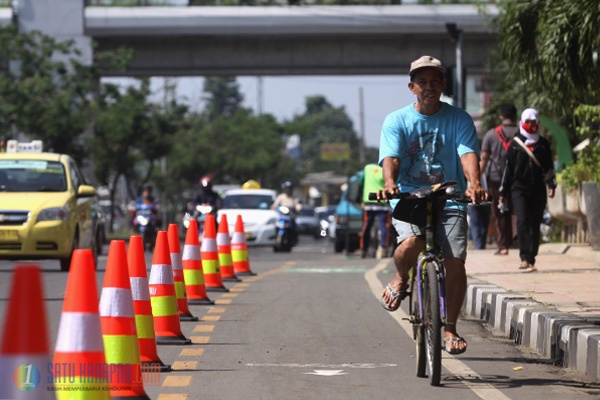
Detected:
[377,156,400,201]
[461,152,488,204]
[480,151,490,178]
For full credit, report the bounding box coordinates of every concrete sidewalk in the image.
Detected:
[463,243,600,382]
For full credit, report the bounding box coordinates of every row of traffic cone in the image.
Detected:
[0,213,255,399]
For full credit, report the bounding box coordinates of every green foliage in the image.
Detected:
[203,76,244,121]
[0,26,92,161]
[560,104,600,190]
[0,25,133,164]
[167,107,286,190]
[283,95,363,177]
[494,0,600,119]
[485,0,600,186]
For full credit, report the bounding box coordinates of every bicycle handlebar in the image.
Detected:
[368,191,473,203]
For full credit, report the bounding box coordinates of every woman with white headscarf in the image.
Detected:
[499,108,556,272]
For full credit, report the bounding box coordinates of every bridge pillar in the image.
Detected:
[16,0,92,65]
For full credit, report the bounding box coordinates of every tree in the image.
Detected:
[94,77,183,194]
[0,26,133,164]
[167,108,285,191]
[0,27,92,161]
[491,0,600,188]
[203,76,244,121]
[490,0,600,126]
[283,95,363,176]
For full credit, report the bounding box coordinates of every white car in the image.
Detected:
[217,188,278,246]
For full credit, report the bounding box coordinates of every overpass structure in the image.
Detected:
[11,2,499,77]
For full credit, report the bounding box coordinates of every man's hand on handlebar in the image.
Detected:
[465,184,489,205]
[374,182,400,203]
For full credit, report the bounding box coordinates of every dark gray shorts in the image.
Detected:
[392,208,468,260]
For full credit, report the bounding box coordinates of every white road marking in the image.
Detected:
[365,260,512,400]
[304,370,347,376]
[246,363,396,369]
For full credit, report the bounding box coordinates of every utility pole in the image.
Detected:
[358,86,366,163]
[446,23,464,110]
[257,76,263,115]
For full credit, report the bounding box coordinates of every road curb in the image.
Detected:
[464,279,600,382]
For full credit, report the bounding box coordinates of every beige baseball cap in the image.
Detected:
[409,55,446,76]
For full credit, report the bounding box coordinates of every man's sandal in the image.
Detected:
[443,336,467,355]
[379,283,408,312]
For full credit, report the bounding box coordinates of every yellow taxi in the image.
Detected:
[0,140,103,271]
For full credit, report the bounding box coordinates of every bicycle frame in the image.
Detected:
[414,199,447,324]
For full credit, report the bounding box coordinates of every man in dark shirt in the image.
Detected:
[480,104,518,255]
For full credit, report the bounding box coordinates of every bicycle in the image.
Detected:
[370,180,472,386]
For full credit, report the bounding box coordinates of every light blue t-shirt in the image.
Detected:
[378,101,479,211]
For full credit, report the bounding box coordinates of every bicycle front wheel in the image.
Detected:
[423,261,442,386]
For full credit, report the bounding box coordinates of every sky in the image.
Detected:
[139,75,415,149]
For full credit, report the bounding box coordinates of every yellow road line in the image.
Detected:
[229,288,245,292]
[193,325,214,332]
[179,348,204,357]
[208,307,226,313]
[157,394,187,400]
[171,361,198,371]
[234,283,250,288]
[191,336,210,344]
[221,293,238,298]
[215,299,232,305]
[201,315,221,322]
[163,376,191,387]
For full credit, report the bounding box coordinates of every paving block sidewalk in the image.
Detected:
[463,243,600,382]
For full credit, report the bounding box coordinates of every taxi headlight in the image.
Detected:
[37,207,69,222]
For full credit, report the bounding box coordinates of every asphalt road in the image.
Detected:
[1,236,599,400]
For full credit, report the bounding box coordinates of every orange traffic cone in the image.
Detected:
[201,213,228,292]
[181,219,213,305]
[100,240,150,399]
[231,214,256,276]
[168,224,198,321]
[217,214,241,282]
[0,264,54,399]
[128,235,171,372]
[53,249,110,398]
[149,231,191,345]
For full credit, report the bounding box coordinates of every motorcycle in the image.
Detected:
[273,206,298,253]
[133,202,158,251]
[182,203,215,238]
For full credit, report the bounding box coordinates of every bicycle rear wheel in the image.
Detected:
[423,261,442,386]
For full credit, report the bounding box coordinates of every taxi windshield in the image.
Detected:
[223,194,273,210]
[0,160,67,192]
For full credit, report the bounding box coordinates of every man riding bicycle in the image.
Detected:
[376,56,488,355]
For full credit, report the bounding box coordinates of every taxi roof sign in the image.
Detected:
[6,140,44,153]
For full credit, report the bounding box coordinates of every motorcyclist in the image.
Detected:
[271,181,301,245]
[271,181,301,212]
[132,184,161,231]
[190,175,223,215]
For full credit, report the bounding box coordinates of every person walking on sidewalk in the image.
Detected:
[358,163,391,259]
[376,55,488,355]
[480,104,519,255]
[499,108,556,273]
